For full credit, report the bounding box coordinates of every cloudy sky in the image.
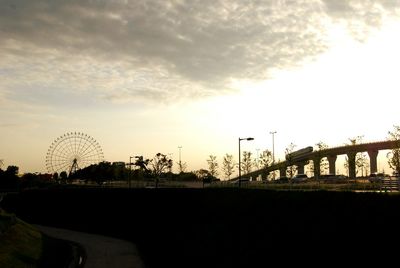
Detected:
[1,0,400,174]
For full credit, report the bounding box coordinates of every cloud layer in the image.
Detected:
[0,0,399,103]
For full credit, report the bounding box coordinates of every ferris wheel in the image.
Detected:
[46,132,104,175]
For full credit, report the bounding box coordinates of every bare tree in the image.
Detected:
[259,150,273,169]
[241,151,253,175]
[356,153,369,176]
[177,161,187,173]
[285,143,297,178]
[222,154,235,180]
[387,125,400,175]
[258,150,273,179]
[207,155,219,178]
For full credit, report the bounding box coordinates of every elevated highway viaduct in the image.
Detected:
[245,140,400,180]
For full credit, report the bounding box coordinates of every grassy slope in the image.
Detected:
[0,210,77,268]
[0,211,43,268]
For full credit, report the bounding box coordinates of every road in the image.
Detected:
[36,225,145,268]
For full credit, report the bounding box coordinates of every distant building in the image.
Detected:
[112,161,125,167]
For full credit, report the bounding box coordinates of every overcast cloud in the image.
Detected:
[1,0,399,103]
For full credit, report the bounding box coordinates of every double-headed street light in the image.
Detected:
[238,137,254,187]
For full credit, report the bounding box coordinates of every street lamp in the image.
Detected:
[270,131,277,180]
[238,137,254,187]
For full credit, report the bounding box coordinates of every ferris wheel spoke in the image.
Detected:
[76,133,85,157]
[58,138,74,158]
[49,152,70,160]
[67,136,78,157]
[77,137,91,158]
[53,161,71,173]
[74,134,80,157]
[50,143,70,159]
[55,148,72,161]
[66,135,78,157]
[80,146,100,160]
[79,138,96,159]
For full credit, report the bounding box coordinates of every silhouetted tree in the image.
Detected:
[151,153,173,177]
[195,169,216,186]
[0,165,19,190]
[20,173,40,189]
[241,151,253,175]
[177,161,187,173]
[207,155,219,178]
[60,171,68,183]
[134,156,150,171]
[258,150,273,179]
[222,154,235,180]
[195,169,211,180]
[259,150,272,169]
[387,125,400,175]
[5,165,18,176]
[285,143,297,178]
[53,172,59,182]
[150,153,173,188]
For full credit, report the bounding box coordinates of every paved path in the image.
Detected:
[35,225,145,268]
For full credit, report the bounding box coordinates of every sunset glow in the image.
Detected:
[1,1,400,174]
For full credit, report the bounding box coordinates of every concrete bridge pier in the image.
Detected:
[368,150,378,174]
[327,155,337,175]
[296,161,308,175]
[347,152,356,178]
[313,156,321,179]
[279,167,287,178]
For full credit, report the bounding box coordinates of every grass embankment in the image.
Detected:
[4,188,400,267]
[0,210,78,268]
[0,210,42,267]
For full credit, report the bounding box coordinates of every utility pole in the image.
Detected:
[270,131,277,179]
[178,146,182,173]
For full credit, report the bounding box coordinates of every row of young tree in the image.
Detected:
[204,150,274,180]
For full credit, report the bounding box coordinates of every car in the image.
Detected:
[292,174,308,183]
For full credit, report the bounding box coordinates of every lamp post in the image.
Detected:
[238,137,254,187]
[270,131,277,179]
